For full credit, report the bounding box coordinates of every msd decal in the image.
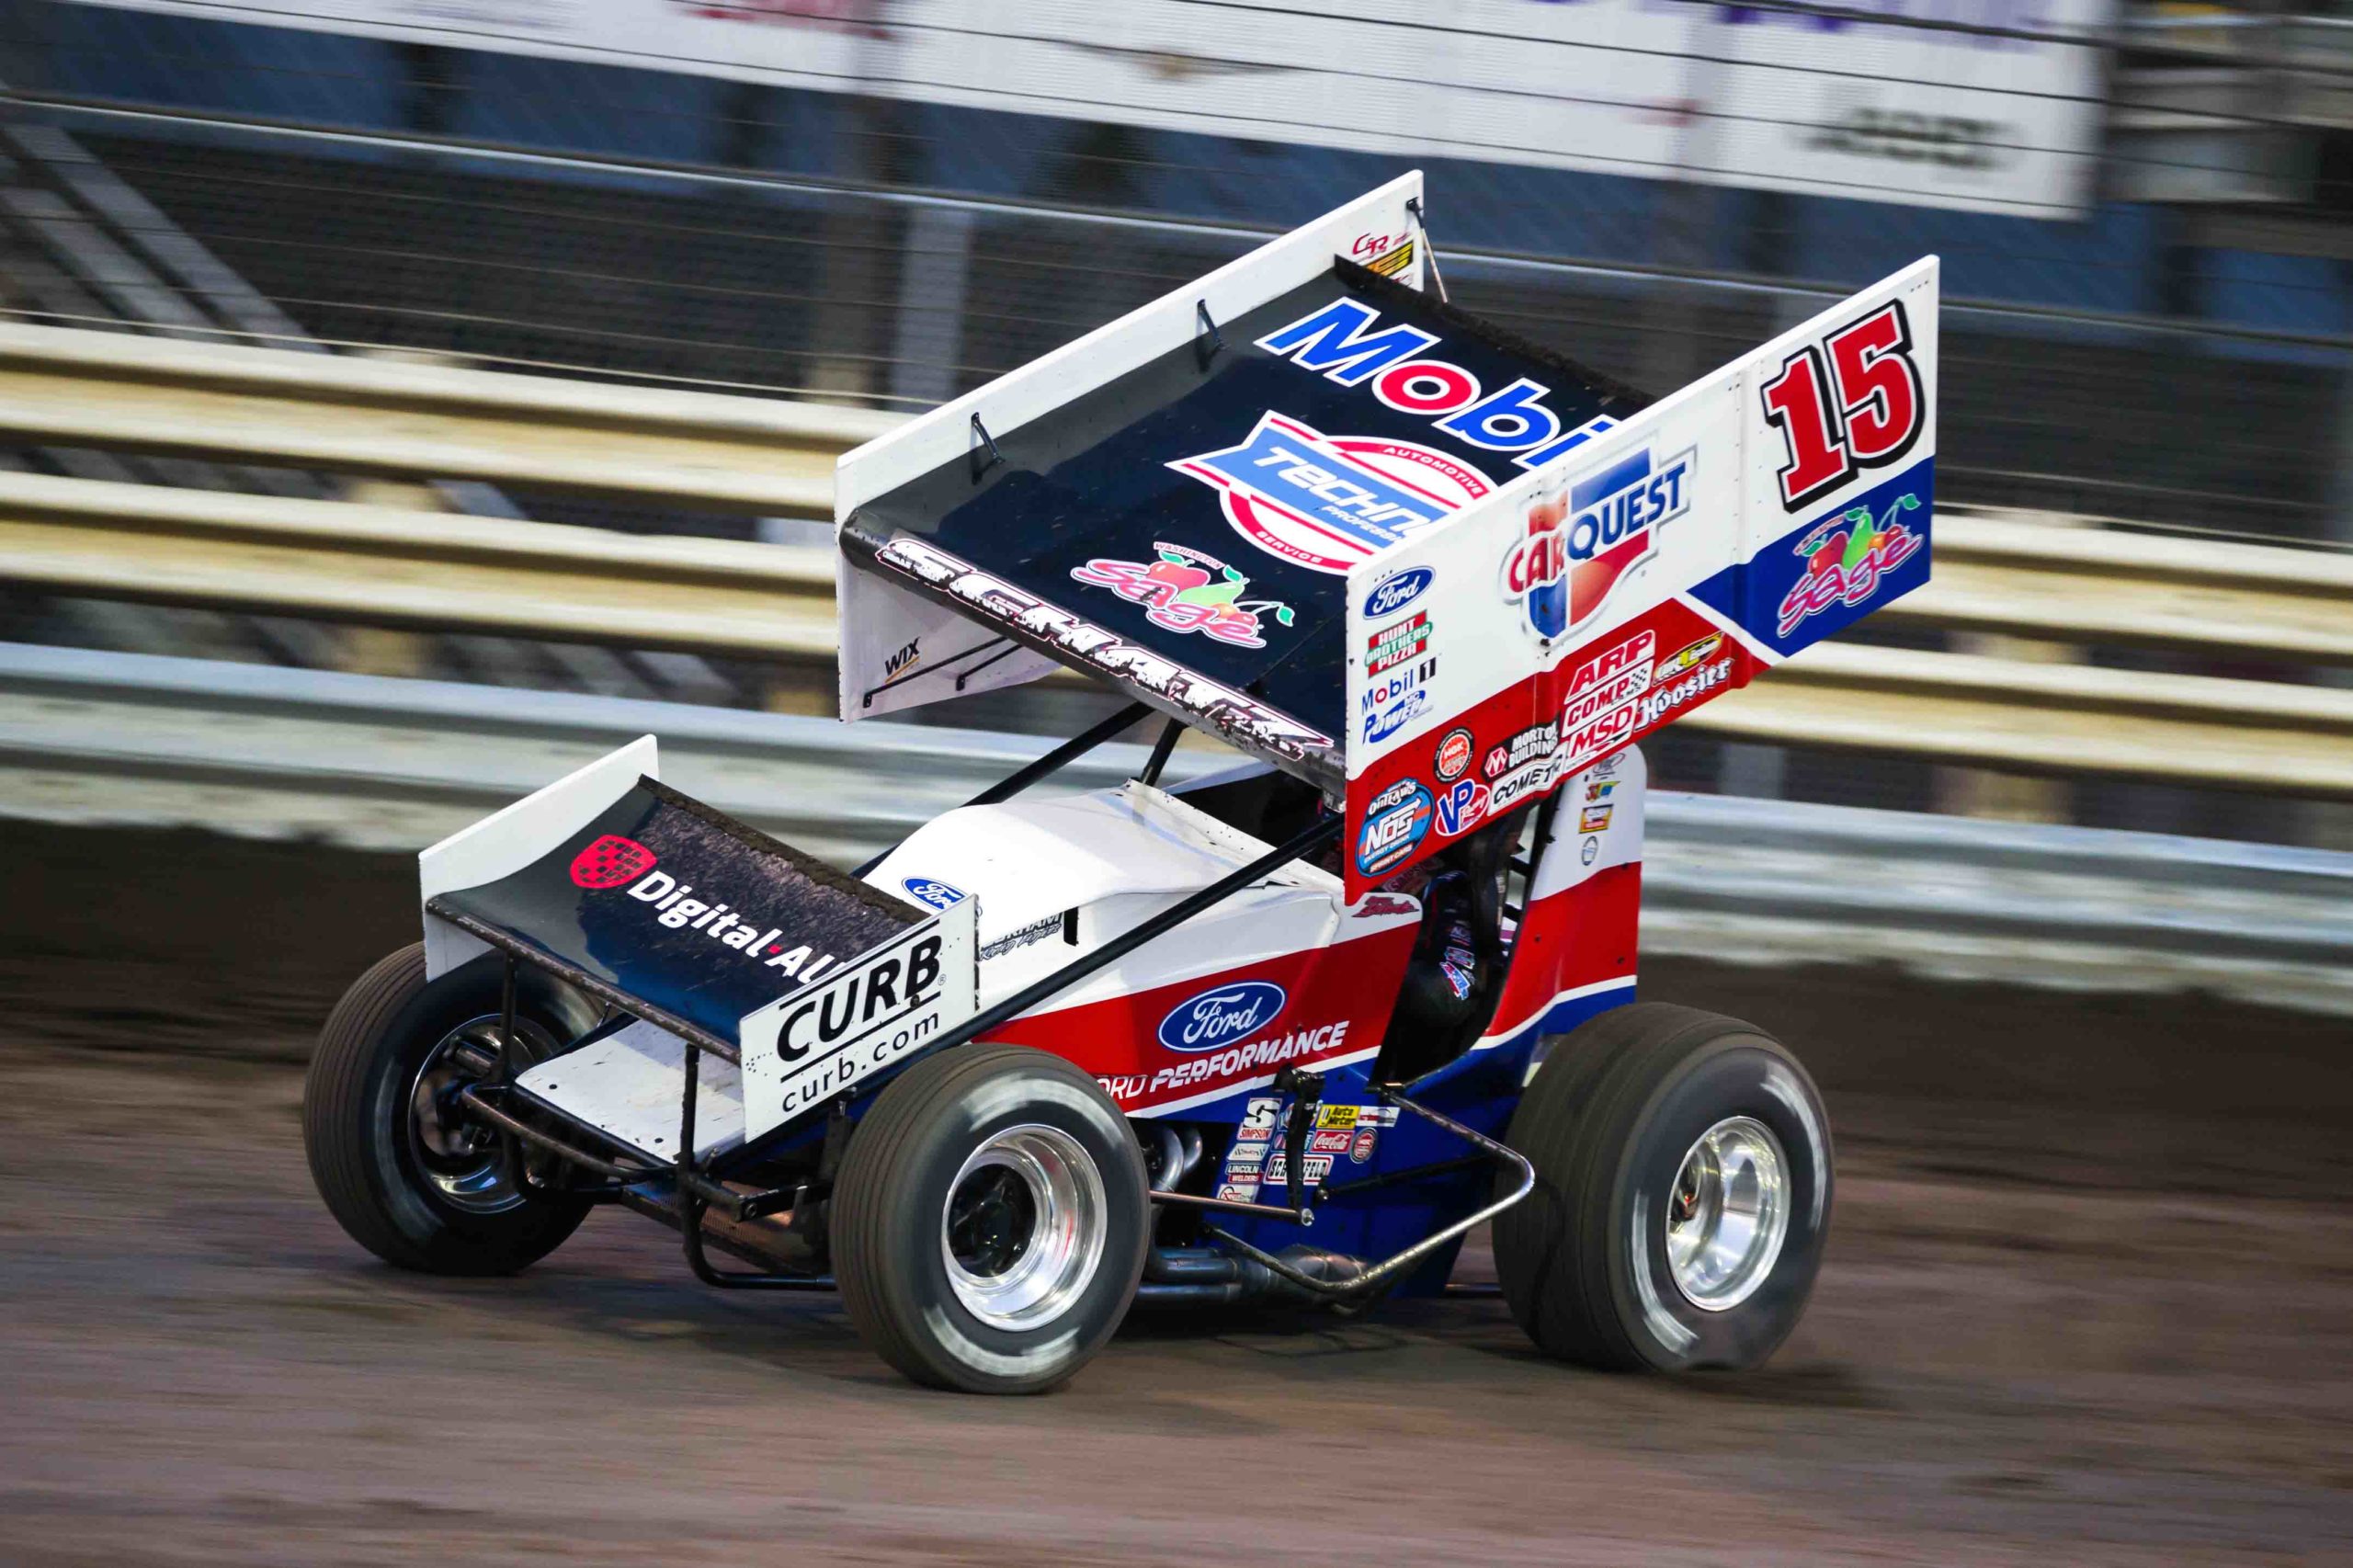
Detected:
[570,835,655,890]
[1171,411,1489,574]
[1256,296,1617,470]
[1069,542,1296,649]
[1501,447,1693,642]
[1156,981,1288,1053]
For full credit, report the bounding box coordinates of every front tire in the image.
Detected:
[831,1044,1150,1394]
[1494,1003,1832,1371]
[303,945,597,1276]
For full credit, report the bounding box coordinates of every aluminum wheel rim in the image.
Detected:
[941,1123,1106,1332]
[1663,1115,1790,1312]
[405,1016,540,1216]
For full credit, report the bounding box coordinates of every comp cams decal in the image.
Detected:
[1170,410,1489,574]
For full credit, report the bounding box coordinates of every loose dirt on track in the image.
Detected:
[2,822,2348,1565]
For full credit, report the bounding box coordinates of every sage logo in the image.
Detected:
[1156,980,1287,1053]
[571,835,655,890]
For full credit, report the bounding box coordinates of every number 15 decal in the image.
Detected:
[1759,301,1926,513]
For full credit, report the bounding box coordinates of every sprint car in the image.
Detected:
[304,176,1938,1392]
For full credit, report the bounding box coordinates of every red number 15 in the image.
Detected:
[1759,301,1925,512]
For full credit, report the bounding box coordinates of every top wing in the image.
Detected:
[1338,258,1940,897]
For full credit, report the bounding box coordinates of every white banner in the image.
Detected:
[74,0,2111,216]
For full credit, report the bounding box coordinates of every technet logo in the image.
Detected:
[573,835,845,983]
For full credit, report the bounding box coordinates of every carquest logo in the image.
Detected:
[1156,981,1288,1053]
[901,877,967,911]
[571,835,656,890]
[1501,445,1692,641]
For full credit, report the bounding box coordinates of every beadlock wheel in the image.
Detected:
[1663,1115,1790,1312]
[940,1123,1108,1331]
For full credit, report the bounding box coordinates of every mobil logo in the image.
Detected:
[1361,565,1434,619]
[1434,777,1489,838]
[1171,411,1489,574]
[1501,445,1693,641]
[571,835,656,890]
[900,876,967,911]
[1156,980,1288,1053]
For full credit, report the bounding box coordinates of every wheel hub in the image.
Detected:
[405,1017,541,1216]
[1662,1115,1790,1312]
[941,1124,1106,1331]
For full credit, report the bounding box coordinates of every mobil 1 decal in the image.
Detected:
[739,898,977,1136]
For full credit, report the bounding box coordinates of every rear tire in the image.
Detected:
[1494,1002,1832,1371]
[303,945,597,1276]
[832,1044,1150,1394]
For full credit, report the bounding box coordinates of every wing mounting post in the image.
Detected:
[1194,299,1224,370]
[968,411,1005,483]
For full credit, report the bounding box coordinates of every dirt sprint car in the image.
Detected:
[305,175,1938,1393]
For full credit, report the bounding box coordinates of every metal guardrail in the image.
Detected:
[0,320,897,514]
[5,325,2353,794]
[6,642,2350,1015]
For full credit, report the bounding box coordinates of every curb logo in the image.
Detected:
[571,835,656,890]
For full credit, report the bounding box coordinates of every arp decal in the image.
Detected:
[1501,447,1692,642]
[1777,492,1926,637]
[1154,980,1289,1054]
[1355,778,1433,879]
[1256,296,1619,470]
[1434,778,1489,838]
[570,835,655,890]
[1069,542,1296,649]
[900,876,966,910]
[1362,565,1434,619]
[1169,411,1488,574]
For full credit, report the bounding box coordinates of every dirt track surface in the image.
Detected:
[3,823,2350,1565]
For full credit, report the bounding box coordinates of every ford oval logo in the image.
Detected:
[1155,981,1287,1053]
[901,876,966,910]
[1361,566,1433,619]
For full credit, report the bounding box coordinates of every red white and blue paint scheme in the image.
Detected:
[324,175,1932,1390]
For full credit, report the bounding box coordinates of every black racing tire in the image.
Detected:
[831,1044,1151,1394]
[303,944,597,1276]
[1494,1002,1832,1372]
